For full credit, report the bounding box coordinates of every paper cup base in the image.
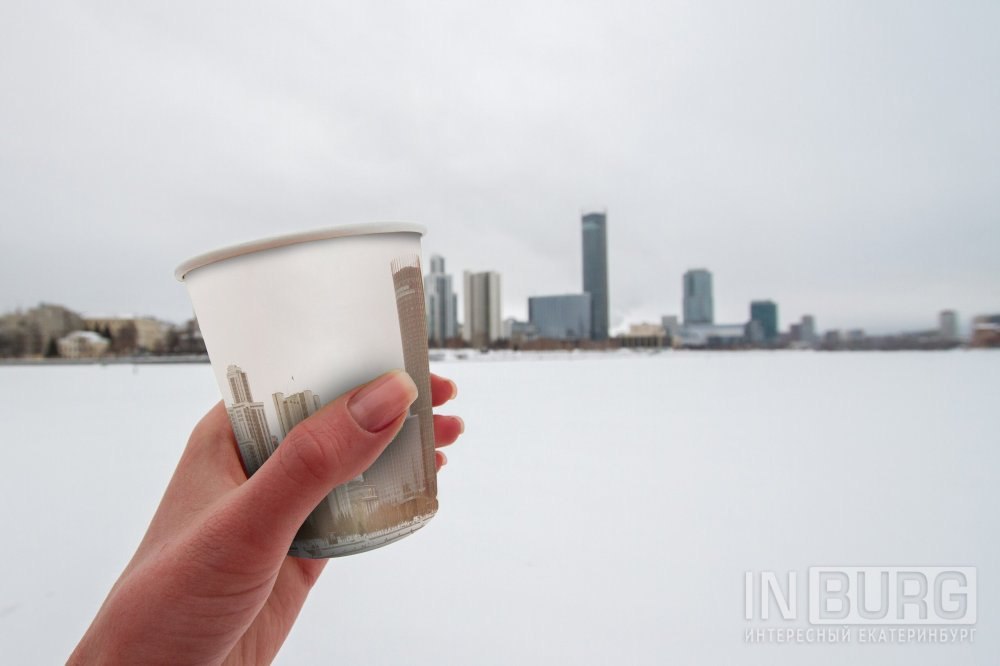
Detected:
[288,508,437,558]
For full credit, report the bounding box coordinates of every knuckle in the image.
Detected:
[279,416,354,487]
[193,503,281,570]
[279,423,335,486]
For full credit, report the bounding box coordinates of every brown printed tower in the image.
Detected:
[225,364,275,475]
[390,255,438,502]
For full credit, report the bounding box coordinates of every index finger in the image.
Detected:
[430,373,457,407]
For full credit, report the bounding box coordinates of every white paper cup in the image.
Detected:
[175,223,438,558]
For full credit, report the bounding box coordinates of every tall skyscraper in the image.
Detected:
[227,364,253,403]
[424,254,457,347]
[225,364,275,475]
[463,270,502,347]
[582,211,609,341]
[750,300,779,341]
[683,269,714,325]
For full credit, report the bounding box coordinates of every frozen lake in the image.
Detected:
[1,351,997,664]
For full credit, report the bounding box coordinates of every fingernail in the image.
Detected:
[438,451,448,467]
[455,416,465,434]
[349,370,418,433]
[448,380,458,399]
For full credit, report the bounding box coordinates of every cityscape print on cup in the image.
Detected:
[221,253,438,558]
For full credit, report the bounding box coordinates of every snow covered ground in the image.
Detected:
[1,351,997,664]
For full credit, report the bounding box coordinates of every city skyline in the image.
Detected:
[7,207,985,346]
[0,239,986,358]
[427,223,977,345]
[4,228,986,338]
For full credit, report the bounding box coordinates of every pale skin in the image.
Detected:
[70,370,463,665]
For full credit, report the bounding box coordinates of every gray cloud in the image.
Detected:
[1,0,997,333]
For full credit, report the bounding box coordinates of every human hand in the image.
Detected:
[69,370,463,665]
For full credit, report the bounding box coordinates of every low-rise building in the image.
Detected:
[528,293,592,341]
[57,331,110,358]
[84,315,172,353]
[621,322,667,348]
[676,323,746,348]
[502,318,538,344]
[971,314,1000,348]
[661,315,681,341]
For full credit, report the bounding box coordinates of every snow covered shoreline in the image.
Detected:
[1,353,997,664]
[0,345,992,368]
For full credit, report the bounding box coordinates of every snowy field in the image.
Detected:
[1,351,998,664]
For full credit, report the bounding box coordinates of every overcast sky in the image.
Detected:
[1,1,997,334]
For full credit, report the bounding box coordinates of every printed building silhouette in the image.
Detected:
[323,476,377,526]
[363,415,426,505]
[391,254,437,499]
[226,364,275,474]
[269,386,370,539]
[273,389,321,438]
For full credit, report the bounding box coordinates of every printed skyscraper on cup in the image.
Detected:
[225,365,275,474]
[391,254,437,499]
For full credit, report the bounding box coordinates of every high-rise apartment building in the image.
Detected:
[683,269,714,325]
[939,310,959,340]
[582,211,609,341]
[800,315,817,344]
[225,364,275,475]
[227,364,253,403]
[424,254,457,347]
[463,270,502,347]
[750,300,779,342]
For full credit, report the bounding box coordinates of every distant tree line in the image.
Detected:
[0,303,83,358]
[0,303,206,359]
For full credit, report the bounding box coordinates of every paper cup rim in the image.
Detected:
[174,222,426,281]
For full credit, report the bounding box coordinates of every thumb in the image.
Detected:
[227,369,418,550]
